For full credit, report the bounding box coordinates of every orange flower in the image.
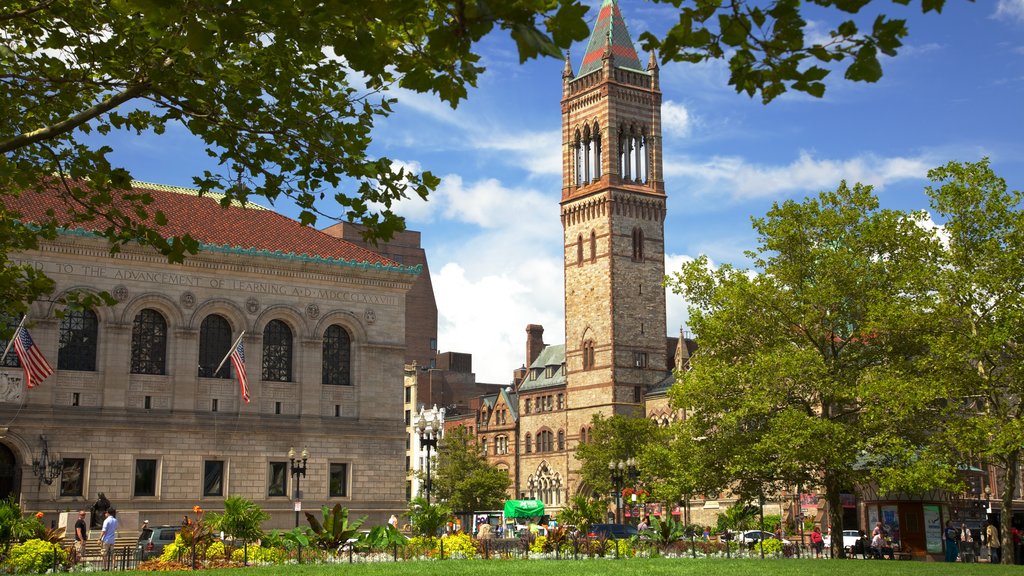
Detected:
[192,505,203,514]
[35,511,44,519]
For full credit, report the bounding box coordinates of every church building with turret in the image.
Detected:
[467,0,696,518]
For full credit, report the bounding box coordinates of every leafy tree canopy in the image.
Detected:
[574,414,663,498]
[0,0,964,319]
[923,158,1024,564]
[665,181,955,555]
[431,425,510,512]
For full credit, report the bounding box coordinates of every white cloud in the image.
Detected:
[664,151,933,202]
[664,253,696,338]
[433,256,564,383]
[662,100,692,138]
[995,0,1024,22]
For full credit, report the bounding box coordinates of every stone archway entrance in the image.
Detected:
[0,443,20,500]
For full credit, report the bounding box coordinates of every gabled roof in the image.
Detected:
[577,0,644,77]
[518,344,566,391]
[6,180,416,272]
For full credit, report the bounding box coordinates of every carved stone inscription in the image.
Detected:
[10,259,398,305]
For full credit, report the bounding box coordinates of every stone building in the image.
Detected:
[453,0,691,515]
[0,182,415,529]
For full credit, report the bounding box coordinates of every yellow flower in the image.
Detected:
[192,505,203,514]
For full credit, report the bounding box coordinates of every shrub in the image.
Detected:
[750,537,783,555]
[9,538,68,573]
[529,535,547,554]
[440,532,477,558]
[231,545,285,564]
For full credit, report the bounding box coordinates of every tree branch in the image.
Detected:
[0,81,151,154]
[0,0,58,23]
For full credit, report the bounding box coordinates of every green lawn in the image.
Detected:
[119,558,1019,576]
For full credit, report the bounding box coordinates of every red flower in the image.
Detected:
[192,505,203,514]
[35,511,44,519]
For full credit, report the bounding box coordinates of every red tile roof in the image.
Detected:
[5,180,406,270]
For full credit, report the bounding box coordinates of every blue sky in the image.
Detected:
[106,0,1024,383]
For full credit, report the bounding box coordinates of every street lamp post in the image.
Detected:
[289,447,308,528]
[608,458,638,524]
[415,412,441,505]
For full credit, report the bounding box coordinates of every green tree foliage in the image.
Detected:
[205,495,270,546]
[0,497,42,557]
[0,1,963,321]
[555,494,605,533]
[407,497,452,538]
[574,414,662,498]
[924,159,1024,564]
[665,182,951,558]
[431,425,510,512]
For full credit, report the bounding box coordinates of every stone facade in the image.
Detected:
[0,183,414,529]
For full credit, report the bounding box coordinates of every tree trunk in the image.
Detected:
[1000,452,1020,565]
[824,474,846,559]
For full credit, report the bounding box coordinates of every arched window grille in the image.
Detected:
[525,433,532,453]
[322,324,352,385]
[262,319,293,382]
[58,309,98,371]
[131,308,167,375]
[198,314,232,378]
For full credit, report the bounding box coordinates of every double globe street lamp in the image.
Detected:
[289,447,309,528]
[415,411,442,505]
[609,457,638,524]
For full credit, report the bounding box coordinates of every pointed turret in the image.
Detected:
[577,0,643,77]
[648,50,659,90]
[562,52,573,97]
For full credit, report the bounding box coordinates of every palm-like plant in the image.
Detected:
[304,504,367,550]
[206,495,269,548]
[0,497,42,557]
[359,524,408,552]
[555,494,604,534]
[649,515,684,552]
[406,497,451,538]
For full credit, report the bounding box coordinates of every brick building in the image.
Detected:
[459,0,695,516]
[0,182,416,529]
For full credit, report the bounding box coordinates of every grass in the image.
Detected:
[115,557,1021,576]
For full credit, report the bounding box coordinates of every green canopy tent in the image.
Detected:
[503,499,545,519]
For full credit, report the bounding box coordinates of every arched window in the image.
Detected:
[592,122,602,179]
[557,430,565,451]
[632,227,644,261]
[618,125,631,180]
[322,324,352,385]
[131,308,167,375]
[198,314,232,378]
[579,427,586,445]
[634,130,647,183]
[58,309,98,371]
[576,234,583,265]
[537,430,553,452]
[525,433,532,454]
[582,340,595,370]
[574,130,584,186]
[262,320,293,382]
[590,230,597,262]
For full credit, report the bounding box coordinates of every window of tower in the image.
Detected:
[632,228,644,261]
[590,230,596,262]
[577,234,583,265]
[574,130,584,187]
[582,340,595,370]
[592,123,602,179]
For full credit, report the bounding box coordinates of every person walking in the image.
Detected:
[810,526,824,558]
[944,520,959,562]
[987,520,1001,564]
[100,508,118,570]
[960,523,975,562]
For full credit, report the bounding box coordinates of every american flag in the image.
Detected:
[13,326,54,388]
[229,338,250,403]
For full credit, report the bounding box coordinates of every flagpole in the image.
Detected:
[0,315,28,365]
[214,331,245,375]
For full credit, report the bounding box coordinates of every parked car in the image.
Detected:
[137,525,180,560]
[588,524,639,539]
[738,530,791,545]
[824,529,862,549]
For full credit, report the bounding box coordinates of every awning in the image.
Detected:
[504,499,545,518]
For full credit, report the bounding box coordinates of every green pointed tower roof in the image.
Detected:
[576,0,644,77]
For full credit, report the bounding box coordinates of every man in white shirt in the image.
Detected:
[100,509,118,569]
